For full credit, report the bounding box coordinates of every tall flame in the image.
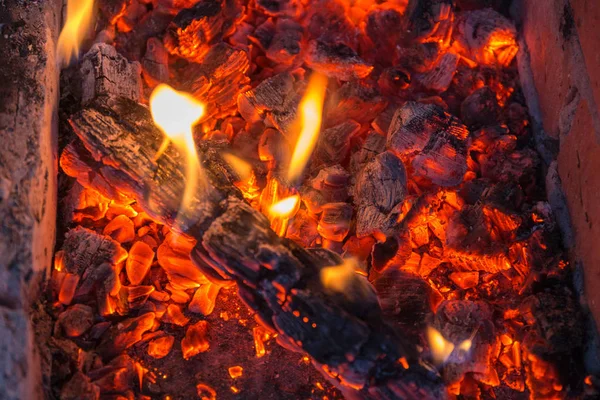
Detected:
[57,0,95,66]
[268,194,300,236]
[287,73,328,183]
[150,84,205,220]
[427,326,455,366]
[320,258,358,293]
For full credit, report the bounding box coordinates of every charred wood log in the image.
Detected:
[65,95,445,399]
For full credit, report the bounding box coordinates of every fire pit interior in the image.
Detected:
[2,0,599,399]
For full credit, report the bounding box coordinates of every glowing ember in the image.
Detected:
[182,320,210,360]
[253,326,269,358]
[148,335,175,359]
[228,366,243,378]
[150,84,206,223]
[287,73,328,183]
[56,0,95,66]
[196,383,217,400]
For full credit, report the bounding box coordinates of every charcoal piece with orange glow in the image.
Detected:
[414,52,459,92]
[325,80,388,126]
[431,300,499,386]
[163,0,243,63]
[405,0,454,43]
[96,312,156,361]
[304,40,374,81]
[312,120,360,169]
[141,38,170,87]
[453,8,518,67]
[387,102,469,187]
[265,19,304,66]
[255,0,301,18]
[55,304,95,338]
[177,42,251,119]
[66,96,445,399]
[237,72,296,125]
[354,151,407,238]
[460,86,501,129]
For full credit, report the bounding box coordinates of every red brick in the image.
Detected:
[558,100,600,329]
[571,0,600,117]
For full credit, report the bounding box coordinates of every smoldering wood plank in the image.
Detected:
[66,96,445,399]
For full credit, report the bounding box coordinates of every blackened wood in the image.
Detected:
[305,40,373,81]
[66,96,446,399]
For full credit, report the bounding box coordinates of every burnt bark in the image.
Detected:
[65,96,445,399]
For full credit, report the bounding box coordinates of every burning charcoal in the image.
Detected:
[161,304,190,326]
[305,0,357,46]
[312,120,359,167]
[168,283,192,303]
[405,0,453,43]
[60,144,134,204]
[350,131,386,174]
[258,128,288,167]
[157,234,209,287]
[317,202,353,242]
[148,334,175,359]
[141,37,169,87]
[56,304,95,338]
[97,313,155,360]
[116,8,174,60]
[80,43,142,105]
[256,0,301,17]
[354,151,407,237]
[248,18,275,51]
[179,42,250,119]
[189,282,221,315]
[454,8,518,67]
[164,0,243,62]
[237,72,295,124]
[373,270,433,336]
[433,300,499,385]
[116,0,148,32]
[299,186,326,215]
[60,371,100,400]
[126,241,154,285]
[460,86,500,129]
[448,271,479,289]
[414,52,459,92]
[62,226,127,277]
[98,0,129,25]
[116,285,155,313]
[363,5,407,64]
[266,19,303,66]
[387,102,469,187]
[519,289,584,355]
[89,354,136,393]
[327,80,387,126]
[103,214,135,243]
[305,40,373,81]
[286,209,320,247]
[378,67,412,96]
[181,320,210,359]
[395,42,445,73]
[310,165,351,203]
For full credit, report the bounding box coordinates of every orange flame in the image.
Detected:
[150,84,206,223]
[222,153,253,181]
[427,326,455,365]
[57,0,95,66]
[287,73,328,183]
[320,258,359,293]
[268,194,300,236]
[269,195,300,218]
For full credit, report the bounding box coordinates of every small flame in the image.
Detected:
[287,73,328,183]
[320,258,359,293]
[57,0,95,66]
[269,195,300,218]
[150,84,206,221]
[427,326,455,365]
[222,153,253,181]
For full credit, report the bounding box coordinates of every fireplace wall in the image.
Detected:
[0,0,61,398]
[514,0,600,364]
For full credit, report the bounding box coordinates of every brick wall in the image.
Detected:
[516,0,600,335]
